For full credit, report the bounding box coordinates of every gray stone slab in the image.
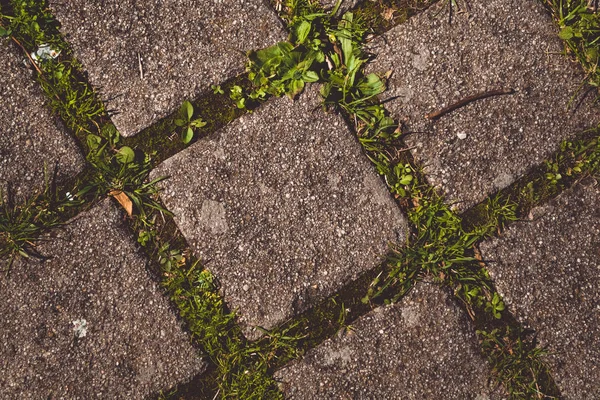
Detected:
[480,182,600,399]
[0,39,85,201]
[0,199,204,399]
[366,0,599,210]
[151,87,407,339]
[49,0,287,136]
[276,283,499,399]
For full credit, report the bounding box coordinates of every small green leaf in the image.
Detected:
[288,79,305,98]
[0,26,12,37]
[211,84,224,94]
[559,26,574,40]
[182,127,193,144]
[174,118,186,127]
[190,118,207,129]
[296,20,311,44]
[184,101,193,120]
[86,134,102,151]
[302,70,319,83]
[399,175,413,185]
[116,146,135,164]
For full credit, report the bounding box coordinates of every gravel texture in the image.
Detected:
[0,199,204,399]
[49,0,286,136]
[151,86,407,339]
[480,182,600,399]
[0,39,85,202]
[366,0,599,210]
[276,283,500,399]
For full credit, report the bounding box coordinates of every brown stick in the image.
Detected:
[425,88,515,120]
[10,36,44,76]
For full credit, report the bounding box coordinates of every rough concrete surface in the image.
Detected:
[151,87,407,339]
[0,199,204,399]
[0,39,85,201]
[480,182,600,399]
[366,0,599,210]
[49,0,286,136]
[276,283,499,399]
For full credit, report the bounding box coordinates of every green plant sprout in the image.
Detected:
[175,100,207,144]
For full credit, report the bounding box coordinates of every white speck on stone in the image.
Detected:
[457,132,467,140]
[243,284,249,291]
[72,319,88,338]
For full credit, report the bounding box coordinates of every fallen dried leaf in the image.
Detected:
[381,7,395,21]
[109,190,133,217]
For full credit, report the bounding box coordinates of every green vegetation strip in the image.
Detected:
[0,1,293,398]
[2,0,597,398]
[0,168,98,273]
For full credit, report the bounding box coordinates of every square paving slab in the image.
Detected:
[151,87,407,339]
[0,39,85,201]
[49,0,286,136]
[366,0,599,210]
[480,182,600,399]
[275,283,500,399]
[0,199,204,399]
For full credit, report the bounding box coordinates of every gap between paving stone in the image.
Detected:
[48,0,287,137]
[150,86,407,341]
[480,181,600,399]
[0,199,204,399]
[276,282,501,399]
[0,38,85,202]
[365,0,599,211]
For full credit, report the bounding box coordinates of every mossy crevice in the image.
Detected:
[123,75,255,166]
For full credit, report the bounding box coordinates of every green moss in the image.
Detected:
[353,0,436,35]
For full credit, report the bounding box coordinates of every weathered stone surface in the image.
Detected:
[480,182,600,399]
[49,0,286,136]
[276,283,499,399]
[366,0,599,210]
[151,87,407,339]
[0,39,85,201]
[0,199,204,399]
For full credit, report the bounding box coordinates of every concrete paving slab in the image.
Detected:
[275,283,499,399]
[366,0,599,210]
[151,87,407,339]
[0,39,85,201]
[49,0,287,136]
[0,199,204,399]
[480,182,600,399]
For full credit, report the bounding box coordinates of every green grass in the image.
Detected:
[3,0,597,398]
[546,0,600,88]
[0,167,89,273]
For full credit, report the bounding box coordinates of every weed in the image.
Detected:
[478,327,558,399]
[229,85,247,109]
[1,0,106,139]
[546,0,600,88]
[211,84,225,95]
[0,168,85,273]
[160,259,304,399]
[175,100,207,144]
[84,132,172,228]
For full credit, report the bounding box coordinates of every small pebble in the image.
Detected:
[457,132,467,140]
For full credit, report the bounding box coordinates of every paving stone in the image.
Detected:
[366,0,599,210]
[480,182,600,399]
[276,283,499,399]
[151,87,407,339]
[0,39,85,201]
[0,199,204,399]
[49,0,287,137]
